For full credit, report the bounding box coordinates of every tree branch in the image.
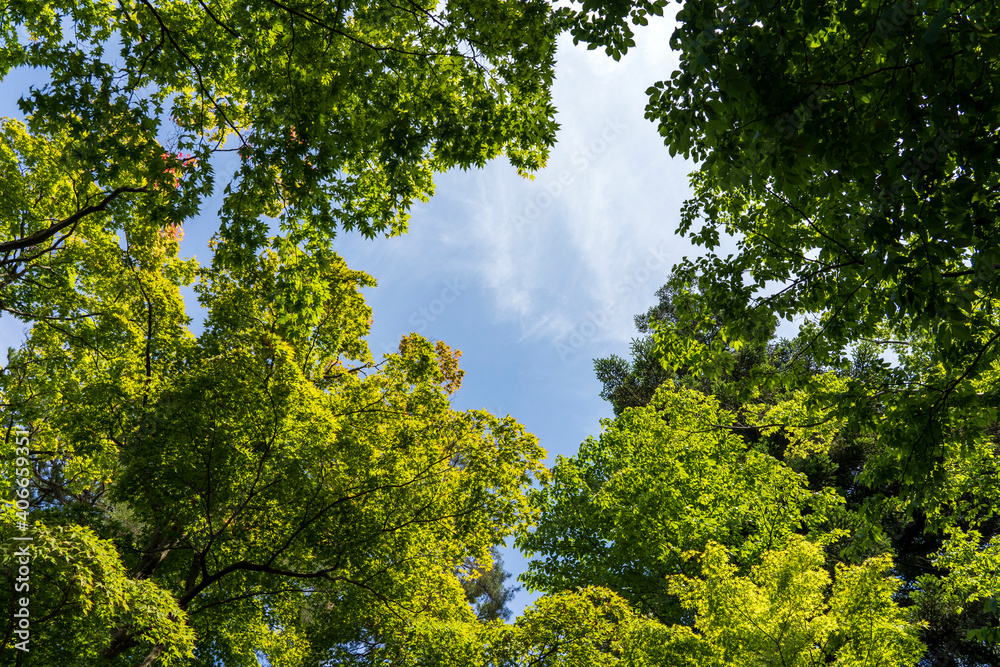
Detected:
[0,187,145,255]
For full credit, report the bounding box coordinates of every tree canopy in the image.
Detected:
[1,1,562,662]
[568,0,1000,501]
[574,0,1000,656]
[0,0,560,305]
[517,379,930,666]
[0,215,549,663]
[4,0,1000,664]
[591,283,1000,664]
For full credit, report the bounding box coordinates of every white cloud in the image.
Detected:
[447,9,694,347]
[338,7,696,356]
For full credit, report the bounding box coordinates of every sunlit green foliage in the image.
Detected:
[0,217,546,663]
[568,0,1000,505]
[0,5,561,656]
[0,509,195,665]
[567,2,1000,657]
[0,0,560,292]
[4,1,1000,664]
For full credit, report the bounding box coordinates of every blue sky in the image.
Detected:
[0,7,694,619]
[333,13,695,615]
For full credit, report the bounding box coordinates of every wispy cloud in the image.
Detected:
[449,14,694,347]
[337,9,693,356]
